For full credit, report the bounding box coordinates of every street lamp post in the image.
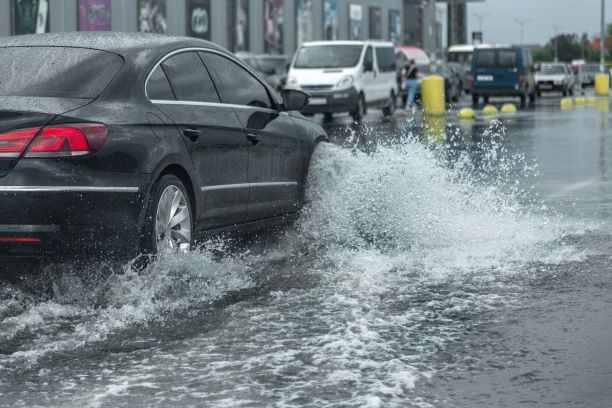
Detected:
[516,19,529,46]
[472,13,488,33]
[601,0,606,72]
[552,25,561,62]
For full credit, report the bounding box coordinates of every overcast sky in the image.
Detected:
[446,0,612,46]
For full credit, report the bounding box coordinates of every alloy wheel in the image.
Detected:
[155,185,191,253]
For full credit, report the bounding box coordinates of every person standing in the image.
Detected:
[403,59,419,112]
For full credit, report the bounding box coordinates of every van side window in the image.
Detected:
[375,47,396,73]
[364,46,373,69]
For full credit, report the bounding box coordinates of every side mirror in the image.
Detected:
[281,89,309,111]
[364,61,373,72]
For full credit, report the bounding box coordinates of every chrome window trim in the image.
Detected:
[144,47,280,108]
[150,99,279,114]
[200,182,298,192]
[0,186,140,193]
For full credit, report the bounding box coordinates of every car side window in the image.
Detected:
[147,65,175,100]
[201,52,273,109]
[161,51,220,103]
[375,46,396,73]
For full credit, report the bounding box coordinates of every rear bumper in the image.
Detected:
[472,87,525,96]
[300,87,360,114]
[536,82,565,92]
[0,185,147,260]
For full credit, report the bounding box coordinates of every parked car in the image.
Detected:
[581,63,600,87]
[447,62,469,93]
[412,61,462,104]
[535,63,576,96]
[0,33,326,261]
[469,46,537,108]
[240,54,291,91]
[286,41,397,122]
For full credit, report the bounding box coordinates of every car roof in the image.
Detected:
[0,32,226,56]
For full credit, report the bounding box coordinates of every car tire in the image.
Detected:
[382,91,396,116]
[351,94,365,122]
[142,174,193,255]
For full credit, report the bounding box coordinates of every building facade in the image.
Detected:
[446,0,467,46]
[0,0,403,55]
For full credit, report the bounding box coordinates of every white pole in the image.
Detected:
[601,0,606,72]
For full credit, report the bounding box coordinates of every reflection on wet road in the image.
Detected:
[1,97,612,407]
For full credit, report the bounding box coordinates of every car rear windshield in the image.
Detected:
[0,46,124,99]
[294,45,363,69]
[541,65,566,74]
[476,49,518,69]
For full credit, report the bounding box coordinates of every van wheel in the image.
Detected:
[351,94,365,122]
[382,91,396,116]
[529,91,536,104]
[472,93,479,107]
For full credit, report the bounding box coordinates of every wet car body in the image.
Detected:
[0,33,326,261]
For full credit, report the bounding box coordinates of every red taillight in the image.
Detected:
[0,237,41,243]
[0,123,107,159]
[0,129,39,158]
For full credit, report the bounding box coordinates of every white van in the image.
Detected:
[286,41,397,121]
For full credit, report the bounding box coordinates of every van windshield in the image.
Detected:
[294,45,363,69]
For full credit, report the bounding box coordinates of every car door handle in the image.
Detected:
[247,133,262,145]
[183,128,201,141]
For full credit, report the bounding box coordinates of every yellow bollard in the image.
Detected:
[423,115,446,143]
[596,97,609,111]
[500,103,517,113]
[458,107,476,120]
[421,75,445,116]
[587,96,597,105]
[560,97,573,109]
[574,96,586,106]
[595,72,610,96]
[482,105,498,115]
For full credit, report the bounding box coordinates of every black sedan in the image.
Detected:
[0,33,325,261]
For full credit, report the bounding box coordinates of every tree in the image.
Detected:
[548,33,582,62]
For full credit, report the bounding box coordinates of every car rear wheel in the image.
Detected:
[382,91,396,116]
[143,174,192,254]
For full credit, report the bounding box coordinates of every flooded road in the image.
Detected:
[1,99,611,407]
